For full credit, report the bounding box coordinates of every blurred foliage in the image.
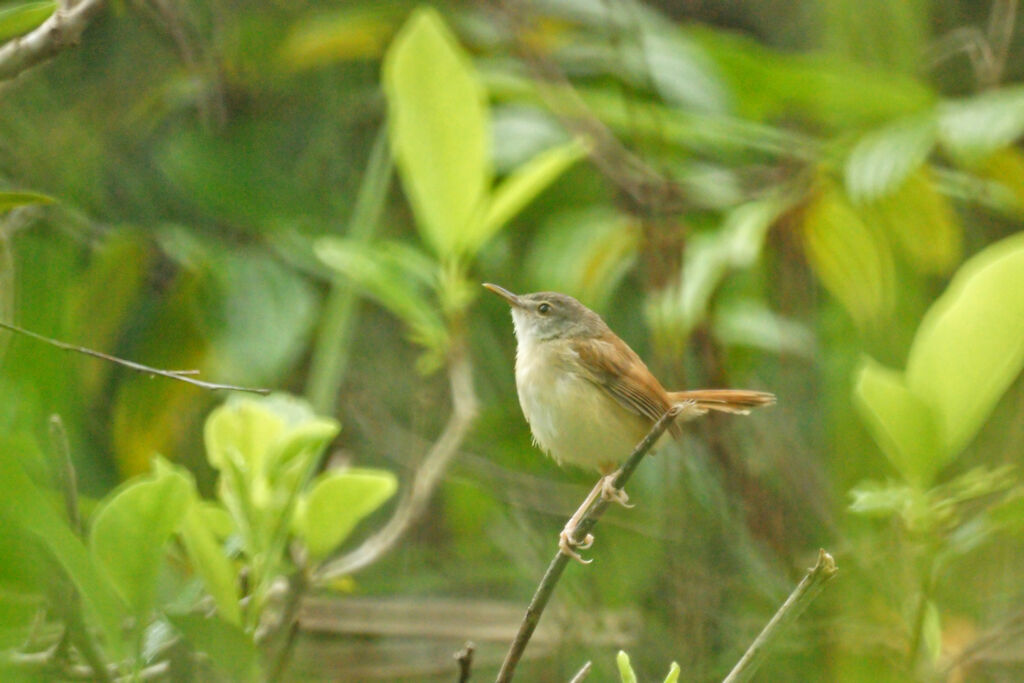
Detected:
[1,0,1024,680]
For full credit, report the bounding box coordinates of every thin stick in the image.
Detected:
[722,549,838,683]
[48,415,81,536]
[0,0,106,82]
[494,406,682,683]
[0,321,270,395]
[568,661,592,683]
[454,641,475,683]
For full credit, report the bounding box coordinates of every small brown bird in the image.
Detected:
[484,283,775,558]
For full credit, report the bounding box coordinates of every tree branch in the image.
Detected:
[722,549,838,683]
[0,320,270,394]
[495,405,683,683]
[0,0,106,82]
[314,345,479,581]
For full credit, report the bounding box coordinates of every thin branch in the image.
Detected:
[48,415,81,536]
[722,549,838,683]
[0,0,106,82]
[495,406,683,683]
[315,345,479,581]
[0,320,270,395]
[454,641,475,683]
[568,661,592,683]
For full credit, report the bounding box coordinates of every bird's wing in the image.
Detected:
[569,337,671,423]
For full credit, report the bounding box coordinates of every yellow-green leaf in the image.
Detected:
[801,186,895,326]
[383,7,490,258]
[294,469,397,560]
[906,231,1024,455]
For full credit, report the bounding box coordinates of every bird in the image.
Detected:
[483,283,775,560]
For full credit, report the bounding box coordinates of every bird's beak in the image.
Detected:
[483,283,524,308]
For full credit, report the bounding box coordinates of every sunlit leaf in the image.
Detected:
[801,186,895,325]
[939,85,1024,162]
[169,612,261,680]
[663,662,681,683]
[865,169,961,274]
[617,650,638,683]
[854,359,944,486]
[0,1,54,42]
[383,7,490,258]
[906,232,1024,455]
[525,207,640,311]
[477,138,587,250]
[294,468,397,560]
[844,115,936,203]
[90,466,192,615]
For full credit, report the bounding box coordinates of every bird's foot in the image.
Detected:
[598,473,633,508]
[558,525,594,564]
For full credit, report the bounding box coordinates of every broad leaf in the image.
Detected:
[169,612,261,680]
[801,186,895,326]
[939,85,1024,162]
[906,231,1024,455]
[90,467,192,615]
[0,450,126,654]
[844,115,936,203]
[383,7,490,258]
[294,468,397,560]
[854,359,943,486]
[866,170,961,274]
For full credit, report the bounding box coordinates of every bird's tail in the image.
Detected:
[667,389,776,416]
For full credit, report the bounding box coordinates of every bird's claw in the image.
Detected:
[559,527,594,564]
[599,474,633,508]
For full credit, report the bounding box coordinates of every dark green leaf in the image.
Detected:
[168,612,261,680]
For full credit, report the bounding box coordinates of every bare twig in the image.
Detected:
[722,549,838,683]
[568,661,592,683]
[0,320,270,394]
[47,415,81,536]
[495,406,682,683]
[315,345,479,581]
[454,641,475,683]
[0,0,106,82]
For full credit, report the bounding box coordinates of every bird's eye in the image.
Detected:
[538,302,551,315]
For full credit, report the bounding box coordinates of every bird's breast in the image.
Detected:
[514,340,650,470]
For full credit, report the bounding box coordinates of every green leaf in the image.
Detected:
[525,207,640,311]
[866,170,961,274]
[854,359,944,486]
[844,115,937,203]
[905,232,1024,455]
[0,189,54,212]
[294,468,397,560]
[0,450,126,655]
[179,501,241,625]
[939,85,1024,163]
[801,185,895,326]
[616,650,638,683]
[383,7,490,258]
[168,612,261,680]
[476,139,586,249]
[663,662,681,683]
[315,238,449,371]
[0,2,55,42]
[90,467,192,615]
[278,6,404,69]
[922,600,942,664]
